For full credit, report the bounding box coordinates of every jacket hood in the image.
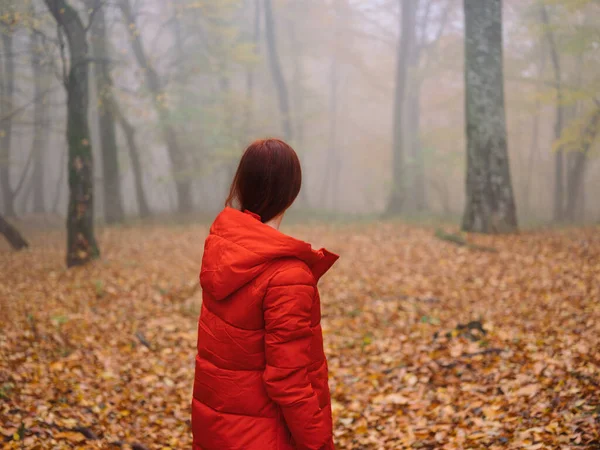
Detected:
[200,207,339,301]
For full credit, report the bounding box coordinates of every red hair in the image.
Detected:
[226,139,302,223]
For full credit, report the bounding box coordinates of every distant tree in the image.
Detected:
[245,0,261,140]
[563,105,600,221]
[113,100,151,218]
[0,16,16,217]
[119,0,193,214]
[263,0,293,141]
[321,0,344,211]
[285,2,311,207]
[539,3,566,222]
[44,0,100,266]
[29,23,50,214]
[406,0,452,213]
[462,0,518,233]
[0,213,28,250]
[522,42,546,215]
[386,0,416,215]
[87,0,125,224]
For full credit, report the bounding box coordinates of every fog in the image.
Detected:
[2,3,600,446]
[1,0,599,224]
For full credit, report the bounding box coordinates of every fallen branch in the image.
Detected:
[435,229,498,253]
[435,348,506,370]
[462,348,504,358]
[0,87,57,124]
[72,426,99,440]
[135,331,152,350]
[0,214,28,250]
[569,370,600,388]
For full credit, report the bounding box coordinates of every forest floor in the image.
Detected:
[0,221,599,449]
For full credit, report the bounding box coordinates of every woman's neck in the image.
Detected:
[265,214,283,230]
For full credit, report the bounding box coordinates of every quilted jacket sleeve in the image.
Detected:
[262,264,332,450]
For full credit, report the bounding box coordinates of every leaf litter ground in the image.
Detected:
[1,222,599,449]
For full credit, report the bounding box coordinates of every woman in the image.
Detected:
[192,139,339,450]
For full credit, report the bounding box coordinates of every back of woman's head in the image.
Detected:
[226,139,302,223]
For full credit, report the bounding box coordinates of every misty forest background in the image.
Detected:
[1,1,600,449]
[1,0,599,249]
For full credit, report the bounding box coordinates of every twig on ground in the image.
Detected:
[135,331,152,350]
[435,348,506,369]
[435,229,498,253]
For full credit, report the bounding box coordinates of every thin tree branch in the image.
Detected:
[0,86,58,124]
[84,0,105,33]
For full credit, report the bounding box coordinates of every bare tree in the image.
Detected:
[0,25,15,217]
[119,0,193,214]
[462,0,518,233]
[540,4,565,222]
[407,0,452,212]
[523,46,547,215]
[386,0,416,215]
[113,101,151,218]
[29,26,50,214]
[245,0,261,139]
[44,0,100,266]
[286,4,310,207]
[321,0,340,210]
[88,0,125,223]
[263,0,293,141]
[564,105,600,222]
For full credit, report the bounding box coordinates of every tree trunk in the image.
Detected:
[114,103,150,218]
[119,0,192,213]
[88,1,125,224]
[386,0,416,215]
[289,23,303,150]
[286,10,310,208]
[462,0,518,233]
[244,0,260,140]
[44,0,100,267]
[523,50,546,215]
[20,167,34,214]
[564,52,585,223]
[30,29,49,214]
[412,87,426,211]
[408,77,426,211]
[263,0,293,141]
[52,149,67,214]
[321,15,339,210]
[413,0,452,213]
[0,31,15,217]
[564,107,600,222]
[540,5,565,222]
[0,213,28,250]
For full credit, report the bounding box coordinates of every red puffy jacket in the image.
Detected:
[192,208,339,450]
